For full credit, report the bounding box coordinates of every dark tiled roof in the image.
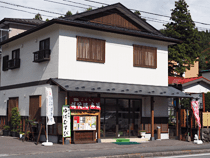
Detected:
[50,78,191,98]
[0,18,45,26]
[57,18,181,43]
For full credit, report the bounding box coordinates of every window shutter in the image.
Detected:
[2,55,9,71]
[77,36,105,63]
[133,45,157,68]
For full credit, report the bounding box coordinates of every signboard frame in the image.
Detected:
[62,105,71,138]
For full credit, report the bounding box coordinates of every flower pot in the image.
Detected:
[15,132,19,137]
[140,132,146,138]
[3,130,9,136]
[11,131,16,137]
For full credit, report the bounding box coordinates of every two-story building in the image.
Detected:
[0,3,191,143]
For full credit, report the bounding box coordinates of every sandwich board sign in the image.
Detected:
[62,105,71,137]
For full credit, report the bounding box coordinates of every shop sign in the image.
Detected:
[70,97,101,110]
[191,101,201,129]
[73,116,96,130]
[62,105,71,137]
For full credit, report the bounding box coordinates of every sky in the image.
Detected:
[0,0,209,31]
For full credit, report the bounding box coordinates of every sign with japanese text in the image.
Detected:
[191,101,201,129]
[45,87,55,125]
[73,116,96,130]
[62,105,71,137]
[70,97,101,110]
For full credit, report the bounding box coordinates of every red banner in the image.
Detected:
[191,101,201,129]
[70,97,101,110]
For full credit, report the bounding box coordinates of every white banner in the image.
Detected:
[45,87,55,125]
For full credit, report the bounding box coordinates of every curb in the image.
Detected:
[89,149,210,158]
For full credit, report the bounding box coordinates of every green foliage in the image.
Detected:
[11,107,21,131]
[87,7,92,11]
[161,0,200,76]
[205,92,210,111]
[34,13,42,20]
[65,11,72,17]
[134,10,141,16]
[45,18,49,22]
[180,98,191,109]
[198,30,210,71]
[3,125,10,130]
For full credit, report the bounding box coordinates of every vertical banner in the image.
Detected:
[45,87,55,125]
[191,100,201,129]
[62,105,71,137]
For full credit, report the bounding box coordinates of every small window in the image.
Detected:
[77,36,105,63]
[39,38,50,50]
[12,49,20,59]
[2,55,9,71]
[133,45,157,68]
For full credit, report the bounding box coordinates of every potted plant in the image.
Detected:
[11,129,16,137]
[3,125,10,136]
[118,131,123,137]
[11,107,21,137]
[19,131,25,139]
[139,130,146,138]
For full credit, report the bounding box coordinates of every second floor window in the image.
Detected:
[77,36,105,63]
[40,38,50,50]
[133,45,157,69]
[12,49,20,59]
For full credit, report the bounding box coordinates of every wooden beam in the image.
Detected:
[151,97,155,141]
[203,93,205,112]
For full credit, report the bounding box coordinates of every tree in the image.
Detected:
[161,0,200,77]
[34,13,42,20]
[65,11,72,17]
[46,18,49,22]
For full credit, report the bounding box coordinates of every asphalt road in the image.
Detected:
[147,153,210,158]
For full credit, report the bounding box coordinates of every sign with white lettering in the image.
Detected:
[70,97,101,110]
[62,105,71,137]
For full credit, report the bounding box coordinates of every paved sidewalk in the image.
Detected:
[1,136,210,158]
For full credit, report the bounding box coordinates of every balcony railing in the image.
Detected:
[7,58,20,69]
[33,49,51,63]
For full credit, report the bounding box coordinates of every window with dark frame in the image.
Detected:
[12,49,20,59]
[33,38,50,62]
[133,45,157,68]
[77,36,105,63]
[39,38,50,50]
[2,55,9,71]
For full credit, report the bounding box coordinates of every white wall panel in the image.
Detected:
[0,85,59,116]
[1,24,59,86]
[58,25,169,86]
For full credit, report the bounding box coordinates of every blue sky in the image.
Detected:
[0,0,209,31]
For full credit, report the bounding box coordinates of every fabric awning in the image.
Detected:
[49,78,192,98]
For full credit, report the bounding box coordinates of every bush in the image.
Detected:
[3,125,10,130]
[11,107,21,132]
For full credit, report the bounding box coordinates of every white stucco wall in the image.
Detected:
[142,96,168,117]
[183,82,210,93]
[1,24,59,86]
[58,25,169,86]
[0,85,59,116]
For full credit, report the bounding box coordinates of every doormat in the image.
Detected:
[113,142,140,145]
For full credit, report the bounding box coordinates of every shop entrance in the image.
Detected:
[101,98,142,138]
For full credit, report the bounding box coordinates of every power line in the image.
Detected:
[44,0,87,9]
[0,5,55,18]
[63,0,96,8]
[0,0,64,16]
[84,0,210,26]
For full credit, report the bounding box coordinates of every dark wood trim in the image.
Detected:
[0,80,49,90]
[203,92,205,112]
[151,96,154,139]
